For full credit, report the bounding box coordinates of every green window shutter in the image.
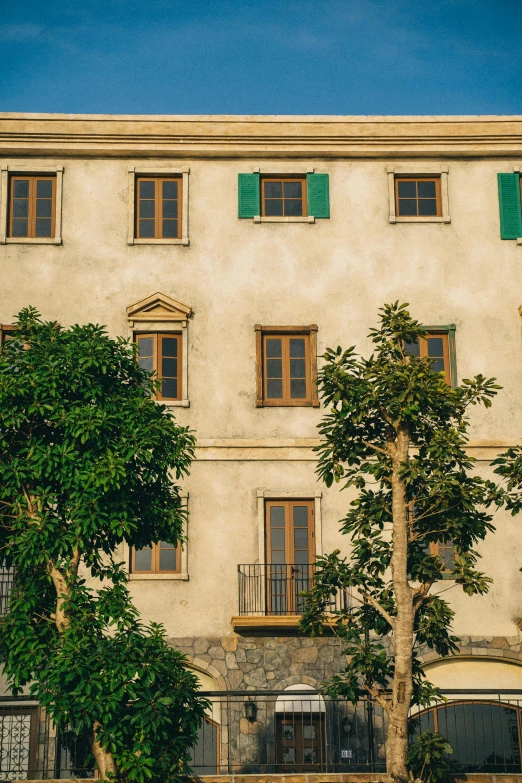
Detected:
[498,173,522,239]
[238,173,260,218]
[307,173,330,218]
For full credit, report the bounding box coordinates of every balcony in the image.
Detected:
[233,563,351,632]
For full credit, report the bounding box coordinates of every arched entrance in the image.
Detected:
[274,684,326,772]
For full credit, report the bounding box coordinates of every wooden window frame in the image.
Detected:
[387,166,450,224]
[261,176,307,218]
[257,490,323,566]
[127,494,189,581]
[130,540,182,575]
[8,176,56,239]
[265,499,315,616]
[135,332,182,402]
[265,499,315,566]
[255,325,319,408]
[0,165,63,245]
[135,176,182,240]
[429,540,456,580]
[394,176,441,219]
[406,327,457,387]
[0,324,14,345]
[127,167,189,245]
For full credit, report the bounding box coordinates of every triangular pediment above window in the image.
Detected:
[126,292,192,324]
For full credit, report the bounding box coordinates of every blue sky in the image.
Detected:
[1,0,521,115]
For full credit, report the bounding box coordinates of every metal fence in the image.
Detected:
[410,689,522,774]
[0,567,14,619]
[191,690,387,775]
[0,698,94,780]
[2,690,522,779]
[238,564,352,617]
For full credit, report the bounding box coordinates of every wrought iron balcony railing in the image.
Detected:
[237,563,352,617]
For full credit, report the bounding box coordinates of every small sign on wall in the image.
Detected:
[341,749,353,760]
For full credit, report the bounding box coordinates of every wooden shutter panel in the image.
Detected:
[498,173,522,240]
[307,173,330,218]
[238,173,260,218]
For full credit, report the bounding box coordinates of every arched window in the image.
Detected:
[410,701,522,773]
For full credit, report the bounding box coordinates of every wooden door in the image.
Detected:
[265,500,315,615]
[276,713,325,772]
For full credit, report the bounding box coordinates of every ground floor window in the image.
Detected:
[411,701,522,773]
[0,708,37,781]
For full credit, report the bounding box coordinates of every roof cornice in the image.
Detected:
[1,114,522,158]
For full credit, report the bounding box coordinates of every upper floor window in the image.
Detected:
[8,176,56,238]
[127,168,189,245]
[395,177,441,218]
[238,172,330,221]
[136,332,182,401]
[404,329,455,386]
[262,177,307,217]
[387,166,450,224]
[131,541,181,575]
[0,325,14,346]
[135,177,182,240]
[255,326,319,408]
[430,540,456,578]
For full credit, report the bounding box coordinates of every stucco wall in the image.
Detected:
[2,117,522,661]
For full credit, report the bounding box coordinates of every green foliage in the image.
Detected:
[0,308,206,781]
[407,731,453,783]
[299,303,503,705]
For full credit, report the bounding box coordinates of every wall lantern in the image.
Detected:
[245,698,257,723]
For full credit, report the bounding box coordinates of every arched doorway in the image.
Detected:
[274,684,326,772]
[188,668,220,775]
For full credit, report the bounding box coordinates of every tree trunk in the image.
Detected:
[387,425,414,783]
[91,722,118,780]
[48,555,118,780]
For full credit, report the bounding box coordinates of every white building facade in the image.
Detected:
[2,114,522,779]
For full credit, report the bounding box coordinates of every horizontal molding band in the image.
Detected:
[195,439,521,462]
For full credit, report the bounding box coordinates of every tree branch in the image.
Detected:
[362,682,391,712]
[361,440,388,456]
[357,588,395,629]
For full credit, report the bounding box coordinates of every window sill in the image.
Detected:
[128,238,190,246]
[160,399,190,408]
[256,400,320,408]
[253,216,315,224]
[517,238,522,245]
[390,216,450,224]
[4,237,62,245]
[130,573,189,581]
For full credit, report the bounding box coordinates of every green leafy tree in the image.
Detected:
[407,730,453,783]
[0,308,207,781]
[300,303,503,783]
